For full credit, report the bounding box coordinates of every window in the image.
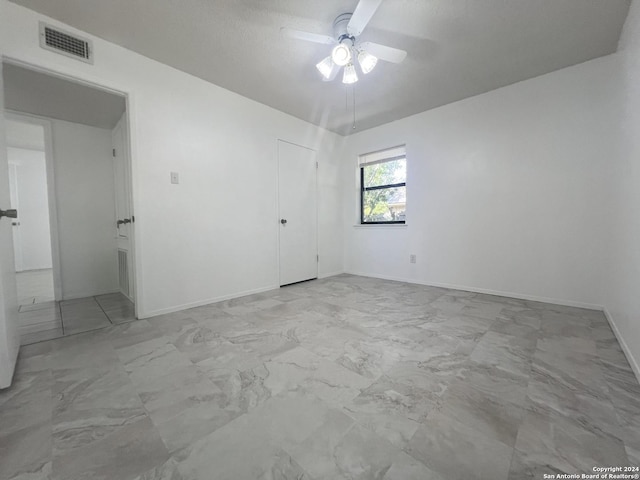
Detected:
[359,146,406,224]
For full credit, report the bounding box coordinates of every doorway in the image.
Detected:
[277,140,318,286]
[2,61,138,345]
[6,117,57,326]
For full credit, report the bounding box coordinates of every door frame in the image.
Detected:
[2,57,140,317]
[276,139,319,286]
[4,112,63,300]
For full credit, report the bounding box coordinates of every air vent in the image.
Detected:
[39,22,93,64]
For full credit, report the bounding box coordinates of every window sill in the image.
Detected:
[352,224,408,229]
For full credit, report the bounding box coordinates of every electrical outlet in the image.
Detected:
[410,254,417,264]
[170,172,179,184]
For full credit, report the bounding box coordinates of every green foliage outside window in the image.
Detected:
[361,158,406,223]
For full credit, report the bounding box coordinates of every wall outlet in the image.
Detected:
[410,254,417,264]
[170,172,179,184]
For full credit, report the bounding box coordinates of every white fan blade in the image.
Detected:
[359,42,407,63]
[347,0,383,37]
[280,28,336,45]
[323,63,340,82]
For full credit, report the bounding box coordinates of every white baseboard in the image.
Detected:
[603,307,640,383]
[139,273,343,319]
[17,266,53,273]
[62,289,120,301]
[139,284,280,319]
[345,271,603,311]
[318,270,345,279]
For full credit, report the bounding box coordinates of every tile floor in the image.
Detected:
[1,274,638,480]
[19,293,136,345]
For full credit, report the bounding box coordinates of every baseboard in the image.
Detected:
[344,271,604,311]
[603,307,640,383]
[17,267,53,273]
[318,270,345,279]
[140,273,344,319]
[139,284,280,319]
[62,289,120,301]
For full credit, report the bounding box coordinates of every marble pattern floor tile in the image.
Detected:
[469,330,536,380]
[0,420,52,480]
[510,403,629,478]
[51,365,147,456]
[406,409,514,480]
[51,416,168,480]
[1,274,639,479]
[434,377,525,447]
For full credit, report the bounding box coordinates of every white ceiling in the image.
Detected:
[3,63,126,130]
[9,0,631,135]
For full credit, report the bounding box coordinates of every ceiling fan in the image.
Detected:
[281,0,407,85]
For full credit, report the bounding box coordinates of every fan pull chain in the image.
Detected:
[352,85,357,130]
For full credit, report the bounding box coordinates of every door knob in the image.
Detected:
[122,218,131,224]
[280,219,287,225]
[0,209,17,219]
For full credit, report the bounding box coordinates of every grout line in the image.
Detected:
[58,300,65,335]
[93,296,115,325]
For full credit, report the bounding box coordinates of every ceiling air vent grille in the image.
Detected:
[39,22,93,64]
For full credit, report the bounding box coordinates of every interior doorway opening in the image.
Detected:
[6,120,55,309]
[3,61,138,344]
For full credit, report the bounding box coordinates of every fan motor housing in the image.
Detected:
[333,13,354,42]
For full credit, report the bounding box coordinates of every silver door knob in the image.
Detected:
[0,209,17,219]
[280,219,287,225]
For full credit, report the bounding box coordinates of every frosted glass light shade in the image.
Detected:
[316,56,334,79]
[343,63,358,84]
[331,43,352,66]
[358,50,378,74]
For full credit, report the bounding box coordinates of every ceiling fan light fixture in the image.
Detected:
[342,63,358,84]
[331,43,352,67]
[358,50,378,74]
[316,56,335,79]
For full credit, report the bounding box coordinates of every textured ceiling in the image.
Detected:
[3,63,126,129]
[8,0,631,135]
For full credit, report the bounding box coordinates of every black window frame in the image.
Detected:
[360,154,407,225]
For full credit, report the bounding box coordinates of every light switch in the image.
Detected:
[170,172,179,184]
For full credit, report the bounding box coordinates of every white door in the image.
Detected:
[112,115,134,301]
[0,66,21,388]
[278,140,318,286]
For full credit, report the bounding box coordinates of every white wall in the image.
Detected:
[7,147,53,271]
[342,54,621,309]
[0,1,343,317]
[50,118,119,299]
[603,0,640,377]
